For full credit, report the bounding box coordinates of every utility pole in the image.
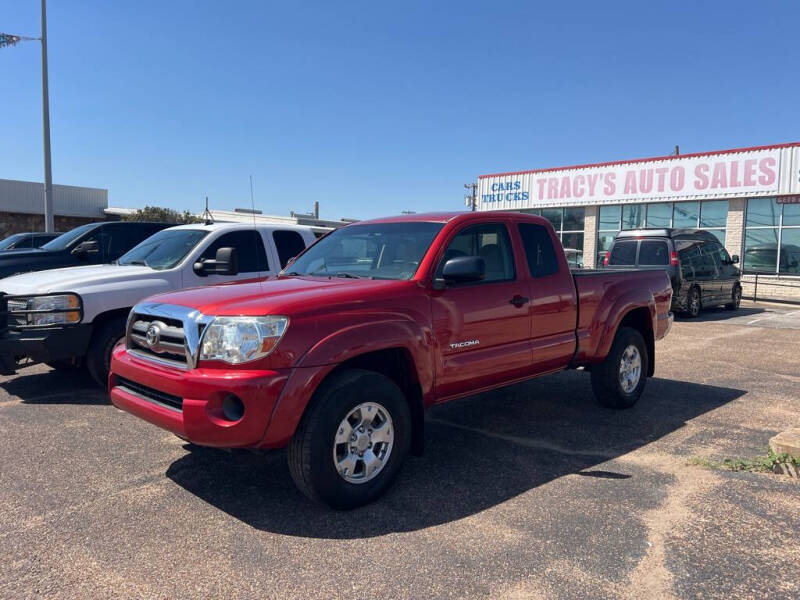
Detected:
[464,182,477,212]
[41,0,54,232]
[0,3,55,232]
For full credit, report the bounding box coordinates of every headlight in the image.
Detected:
[198,316,288,364]
[7,294,82,326]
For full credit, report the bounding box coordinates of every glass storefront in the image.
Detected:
[597,200,728,264]
[743,198,800,274]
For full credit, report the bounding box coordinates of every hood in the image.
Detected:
[0,264,156,295]
[0,248,47,260]
[147,276,412,316]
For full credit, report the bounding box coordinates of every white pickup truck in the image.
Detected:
[0,222,318,385]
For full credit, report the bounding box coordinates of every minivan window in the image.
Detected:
[608,240,637,265]
[638,240,669,265]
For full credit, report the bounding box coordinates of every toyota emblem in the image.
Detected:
[145,323,161,348]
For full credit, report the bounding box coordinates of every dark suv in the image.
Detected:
[0,221,171,280]
[604,228,741,317]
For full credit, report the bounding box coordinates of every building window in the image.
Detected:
[522,207,585,267]
[743,198,800,274]
[597,201,728,264]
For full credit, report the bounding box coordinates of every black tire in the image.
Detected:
[86,316,127,388]
[685,286,701,318]
[725,285,742,311]
[45,359,84,371]
[287,368,411,510]
[590,327,649,409]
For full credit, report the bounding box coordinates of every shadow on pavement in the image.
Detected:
[166,369,745,539]
[0,367,107,404]
[674,306,764,323]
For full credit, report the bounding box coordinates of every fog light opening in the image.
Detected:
[222,394,245,422]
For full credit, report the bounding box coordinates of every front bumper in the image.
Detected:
[109,345,292,448]
[0,324,93,375]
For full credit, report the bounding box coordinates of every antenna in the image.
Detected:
[250,174,263,281]
[202,195,214,225]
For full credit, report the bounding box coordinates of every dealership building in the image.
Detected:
[477,142,800,303]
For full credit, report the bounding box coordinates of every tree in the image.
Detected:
[122,205,203,224]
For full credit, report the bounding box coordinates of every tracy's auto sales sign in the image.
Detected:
[477,145,800,210]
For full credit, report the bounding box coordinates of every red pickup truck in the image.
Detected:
[110,212,673,508]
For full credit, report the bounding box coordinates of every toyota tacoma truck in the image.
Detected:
[109,212,673,509]
[0,222,316,386]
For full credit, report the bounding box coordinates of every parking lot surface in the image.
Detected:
[1,302,798,599]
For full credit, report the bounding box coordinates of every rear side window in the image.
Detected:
[608,241,637,265]
[104,225,157,261]
[518,223,558,278]
[638,240,669,265]
[200,230,269,273]
[273,230,307,268]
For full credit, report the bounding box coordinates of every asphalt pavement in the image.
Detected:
[0,302,798,599]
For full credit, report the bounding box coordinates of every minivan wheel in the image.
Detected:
[725,285,742,311]
[590,327,649,409]
[287,368,411,510]
[686,287,701,318]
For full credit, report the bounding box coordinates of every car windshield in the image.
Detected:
[41,223,98,251]
[285,222,444,280]
[0,234,27,250]
[118,228,209,270]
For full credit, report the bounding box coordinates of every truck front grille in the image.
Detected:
[116,376,183,411]
[129,313,189,367]
[125,302,213,369]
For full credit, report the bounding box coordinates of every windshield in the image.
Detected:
[0,234,27,250]
[118,228,209,270]
[286,222,444,280]
[41,223,98,251]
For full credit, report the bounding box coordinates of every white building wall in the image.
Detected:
[0,179,107,218]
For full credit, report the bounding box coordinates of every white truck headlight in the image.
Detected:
[198,316,288,364]
[7,294,82,326]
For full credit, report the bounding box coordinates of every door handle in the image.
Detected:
[509,295,529,308]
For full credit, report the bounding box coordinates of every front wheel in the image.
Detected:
[86,316,126,388]
[287,369,411,510]
[590,327,649,409]
[725,285,742,310]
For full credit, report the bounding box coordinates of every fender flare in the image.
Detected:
[261,319,434,448]
[592,288,656,362]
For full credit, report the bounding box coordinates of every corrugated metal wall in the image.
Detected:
[0,178,107,218]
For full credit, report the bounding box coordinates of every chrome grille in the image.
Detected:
[125,302,214,369]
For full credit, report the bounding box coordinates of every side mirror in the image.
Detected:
[72,240,99,257]
[441,256,486,285]
[731,255,740,264]
[194,247,239,276]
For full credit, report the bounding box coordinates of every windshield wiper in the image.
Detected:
[283,271,303,276]
[122,260,149,266]
[334,272,369,279]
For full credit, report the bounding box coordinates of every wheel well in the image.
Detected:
[91,308,131,331]
[331,348,425,456]
[619,307,655,377]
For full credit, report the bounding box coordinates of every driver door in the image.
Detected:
[183,230,272,287]
[430,222,532,400]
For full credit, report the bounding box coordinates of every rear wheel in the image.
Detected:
[590,327,649,409]
[86,316,127,388]
[725,285,742,310]
[287,369,411,510]
[686,286,701,318]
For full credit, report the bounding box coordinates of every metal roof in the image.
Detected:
[0,178,107,218]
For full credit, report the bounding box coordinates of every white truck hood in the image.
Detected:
[0,264,155,295]
[0,264,179,323]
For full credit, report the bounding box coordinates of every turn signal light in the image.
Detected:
[603,251,610,267]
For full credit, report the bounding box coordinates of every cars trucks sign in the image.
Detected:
[477,145,800,210]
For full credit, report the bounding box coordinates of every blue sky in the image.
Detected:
[1,1,798,220]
